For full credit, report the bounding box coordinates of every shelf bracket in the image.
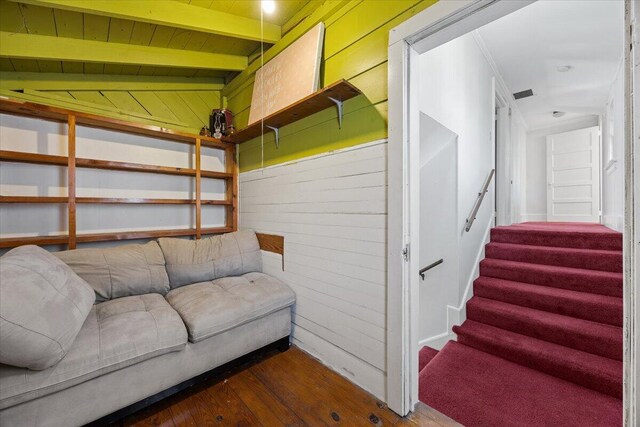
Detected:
[328,97,344,129]
[265,125,280,149]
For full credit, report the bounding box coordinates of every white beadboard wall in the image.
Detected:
[239,140,388,400]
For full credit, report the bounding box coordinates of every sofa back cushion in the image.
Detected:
[158,230,262,288]
[55,241,170,302]
[0,245,95,370]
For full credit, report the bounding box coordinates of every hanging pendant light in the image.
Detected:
[262,0,276,14]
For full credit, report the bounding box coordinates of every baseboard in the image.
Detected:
[418,331,455,350]
[520,213,547,222]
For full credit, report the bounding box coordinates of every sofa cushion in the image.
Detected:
[0,294,187,409]
[0,245,95,371]
[55,241,170,302]
[166,272,295,343]
[158,230,262,289]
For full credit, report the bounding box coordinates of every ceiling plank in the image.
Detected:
[0,31,248,71]
[0,72,225,91]
[10,0,281,43]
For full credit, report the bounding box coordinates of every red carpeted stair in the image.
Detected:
[419,222,623,426]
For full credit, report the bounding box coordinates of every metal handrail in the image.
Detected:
[465,169,495,232]
[419,258,444,280]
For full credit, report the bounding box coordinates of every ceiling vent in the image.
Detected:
[513,89,534,100]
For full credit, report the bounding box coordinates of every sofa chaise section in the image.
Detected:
[0,294,188,410]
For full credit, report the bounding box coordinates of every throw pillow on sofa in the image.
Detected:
[55,241,170,302]
[159,229,262,288]
[0,245,95,370]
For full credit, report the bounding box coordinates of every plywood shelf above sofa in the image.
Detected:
[224,80,361,145]
[0,226,234,249]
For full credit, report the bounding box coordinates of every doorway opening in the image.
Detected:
[386,0,632,424]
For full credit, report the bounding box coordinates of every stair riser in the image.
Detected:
[419,346,439,373]
[485,244,622,273]
[491,229,622,251]
[466,302,623,360]
[480,261,623,297]
[473,279,623,326]
[454,326,622,398]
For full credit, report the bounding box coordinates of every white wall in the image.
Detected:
[0,113,227,250]
[602,62,624,232]
[417,32,496,345]
[523,116,600,222]
[239,141,388,400]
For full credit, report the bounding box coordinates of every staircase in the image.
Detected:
[418,222,623,427]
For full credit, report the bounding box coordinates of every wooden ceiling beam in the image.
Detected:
[10,0,281,43]
[0,72,225,91]
[0,31,247,71]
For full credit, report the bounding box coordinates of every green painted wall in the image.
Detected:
[228,0,438,172]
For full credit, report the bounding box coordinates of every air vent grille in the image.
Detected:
[513,89,534,100]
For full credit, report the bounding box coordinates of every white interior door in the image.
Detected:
[546,126,601,222]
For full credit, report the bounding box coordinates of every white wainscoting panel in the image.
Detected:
[239,141,387,399]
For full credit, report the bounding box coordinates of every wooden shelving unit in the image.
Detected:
[224,79,361,146]
[0,98,238,250]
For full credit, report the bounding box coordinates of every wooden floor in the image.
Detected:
[121,346,460,427]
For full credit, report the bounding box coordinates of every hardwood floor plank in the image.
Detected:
[227,369,304,426]
[399,402,462,427]
[250,358,333,426]
[121,345,456,427]
[278,348,401,426]
[123,398,177,427]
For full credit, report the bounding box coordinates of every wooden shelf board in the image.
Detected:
[201,170,233,179]
[1,196,231,205]
[0,234,69,248]
[0,150,232,179]
[225,79,361,144]
[0,226,234,248]
[0,98,228,149]
[0,196,67,203]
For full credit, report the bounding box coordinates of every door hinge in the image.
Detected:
[402,244,410,262]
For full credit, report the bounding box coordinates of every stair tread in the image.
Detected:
[491,224,622,250]
[485,241,621,272]
[474,276,623,326]
[466,296,622,360]
[454,320,622,398]
[480,257,622,297]
[487,241,621,256]
[419,341,622,427]
[481,257,622,279]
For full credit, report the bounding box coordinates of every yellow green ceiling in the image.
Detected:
[0,0,315,79]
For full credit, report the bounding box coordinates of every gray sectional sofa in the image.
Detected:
[0,230,295,427]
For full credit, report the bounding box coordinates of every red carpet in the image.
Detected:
[419,222,623,426]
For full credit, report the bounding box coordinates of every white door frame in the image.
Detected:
[624,1,636,425]
[386,2,636,425]
[495,90,511,225]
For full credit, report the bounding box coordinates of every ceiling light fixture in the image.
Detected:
[262,0,276,14]
[552,111,566,118]
[556,65,572,73]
